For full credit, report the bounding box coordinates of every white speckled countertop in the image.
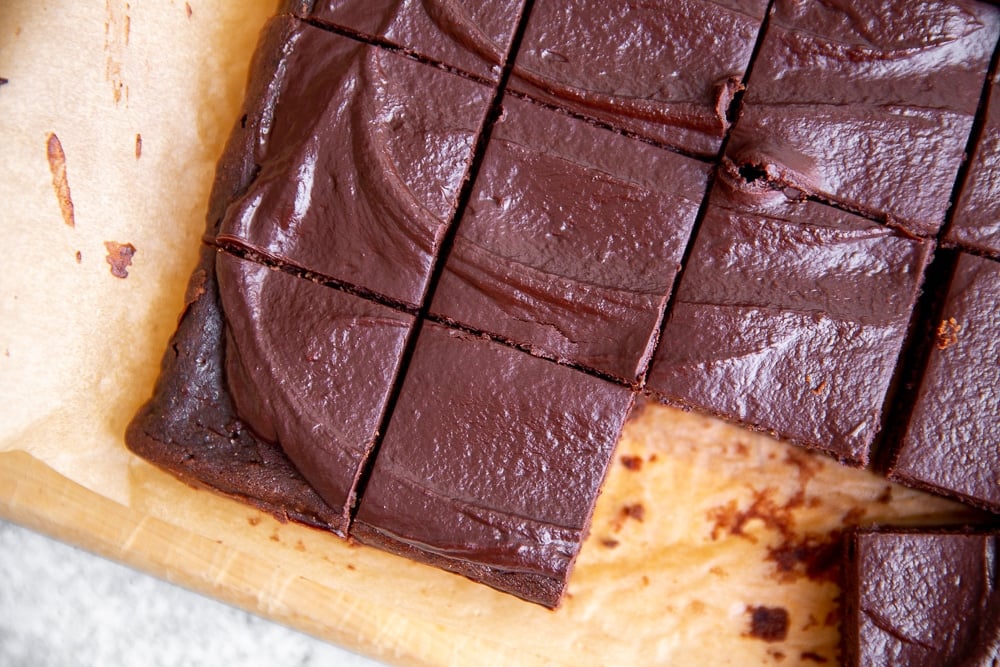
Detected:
[0,520,385,667]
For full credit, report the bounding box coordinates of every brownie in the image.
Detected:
[646,166,934,466]
[125,246,346,534]
[352,322,635,608]
[216,252,413,527]
[126,1,1000,614]
[507,0,768,156]
[291,0,526,82]
[948,70,1000,259]
[843,528,1000,666]
[430,94,710,384]
[727,0,1000,237]
[887,253,1000,513]
[214,17,494,308]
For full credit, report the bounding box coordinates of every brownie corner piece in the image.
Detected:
[214,20,494,307]
[843,528,1000,666]
[727,0,1000,236]
[301,0,527,81]
[124,246,346,534]
[646,173,934,466]
[509,0,769,156]
[215,251,414,527]
[430,93,710,384]
[352,321,635,607]
[886,252,1000,513]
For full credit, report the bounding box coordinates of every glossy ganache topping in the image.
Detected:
[216,252,413,526]
[889,253,1000,512]
[848,531,1000,666]
[949,66,1000,258]
[300,0,527,82]
[431,93,710,384]
[508,0,769,156]
[354,322,634,606]
[728,0,1000,236]
[647,168,934,465]
[216,18,492,308]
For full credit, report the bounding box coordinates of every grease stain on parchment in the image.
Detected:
[104,1,131,105]
[45,133,76,228]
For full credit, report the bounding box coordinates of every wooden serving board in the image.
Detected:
[0,2,977,665]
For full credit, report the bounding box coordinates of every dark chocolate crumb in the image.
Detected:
[600,538,620,549]
[346,563,356,571]
[623,503,645,522]
[185,2,192,18]
[620,455,643,471]
[876,486,893,504]
[75,251,82,263]
[747,605,789,642]
[0,77,8,86]
[841,507,866,526]
[766,533,841,583]
[104,241,137,278]
[135,133,142,159]
[709,488,798,541]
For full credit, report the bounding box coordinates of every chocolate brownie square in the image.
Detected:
[216,252,414,527]
[947,70,1000,259]
[430,94,710,383]
[646,169,934,466]
[727,0,1000,236]
[508,0,769,156]
[843,528,1000,666]
[126,247,346,534]
[352,321,635,607]
[887,253,1000,513]
[292,0,527,81]
[214,17,494,307]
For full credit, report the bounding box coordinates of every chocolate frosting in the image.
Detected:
[126,1,1000,614]
[354,322,634,607]
[846,530,1000,666]
[647,169,934,465]
[215,18,492,307]
[125,246,345,533]
[728,0,1000,236]
[431,94,710,383]
[949,71,1000,259]
[216,253,413,524]
[889,253,1000,513]
[299,0,526,81]
[508,0,769,156]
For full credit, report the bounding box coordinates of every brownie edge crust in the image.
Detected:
[125,245,345,534]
